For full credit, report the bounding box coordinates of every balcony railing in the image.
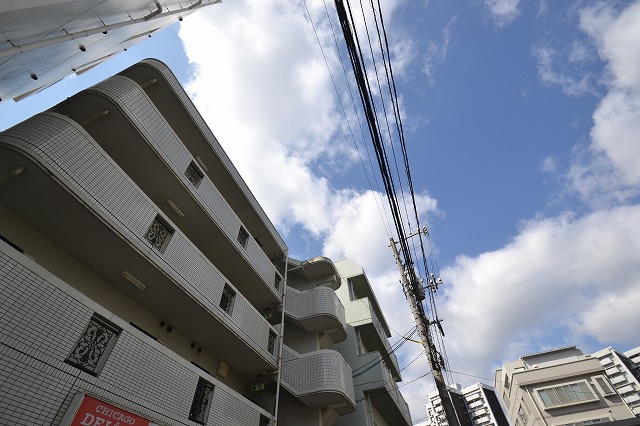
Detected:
[280,345,355,414]
[283,287,347,342]
[63,76,280,299]
[0,113,277,365]
[0,244,272,426]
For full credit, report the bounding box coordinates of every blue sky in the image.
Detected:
[2,0,640,423]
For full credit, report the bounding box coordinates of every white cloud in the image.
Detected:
[423,16,456,86]
[533,45,597,97]
[483,0,521,27]
[564,1,640,204]
[177,0,640,422]
[440,205,640,382]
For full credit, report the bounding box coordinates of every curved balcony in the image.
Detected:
[53,75,281,313]
[280,345,356,415]
[283,287,347,343]
[0,112,277,382]
[118,58,287,265]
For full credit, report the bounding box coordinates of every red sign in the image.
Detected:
[69,395,152,426]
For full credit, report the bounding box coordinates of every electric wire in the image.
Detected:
[303,0,393,240]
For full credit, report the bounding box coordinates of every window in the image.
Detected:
[259,415,271,426]
[502,390,511,408]
[66,314,120,376]
[185,161,204,187]
[537,381,597,408]
[268,330,277,355]
[145,215,174,252]
[189,378,214,425]
[237,226,249,248]
[274,273,282,291]
[594,376,615,396]
[558,417,610,426]
[219,285,235,315]
[517,404,529,425]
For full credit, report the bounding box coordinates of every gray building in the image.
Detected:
[426,383,510,426]
[0,0,219,102]
[495,346,635,426]
[0,59,361,425]
[332,259,413,426]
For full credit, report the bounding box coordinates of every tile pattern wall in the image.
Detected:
[91,75,279,297]
[137,58,286,253]
[0,247,266,426]
[281,345,355,405]
[0,113,275,361]
[286,287,346,330]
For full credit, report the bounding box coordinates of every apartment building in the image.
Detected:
[0,0,219,102]
[426,383,510,426]
[332,259,412,426]
[0,59,356,425]
[594,346,640,416]
[495,346,634,426]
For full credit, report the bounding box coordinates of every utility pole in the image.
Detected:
[390,233,460,426]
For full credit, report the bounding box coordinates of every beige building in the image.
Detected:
[495,346,634,426]
[0,0,219,102]
[0,59,362,425]
[332,259,412,426]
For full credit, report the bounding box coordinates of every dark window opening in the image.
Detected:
[220,285,235,315]
[189,378,214,425]
[65,314,120,376]
[145,215,174,252]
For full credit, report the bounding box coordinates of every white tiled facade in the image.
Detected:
[426,383,510,426]
[593,346,640,416]
[0,60,362,426]
[0,0,219,102]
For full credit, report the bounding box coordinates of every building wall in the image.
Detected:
[594,347,640,416]
[0,0,219,102]
[0,241,270,426]
[496,348,634,426]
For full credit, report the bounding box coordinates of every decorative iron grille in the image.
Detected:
[259,415,271,426]
[66,315,120,376]
[185,162,204,187]
[274,274,281,291]
[219,285,235,314]
[237,227,249,248]
[189,378,214,425]
[145,216,172,251]
[268,330,277,355]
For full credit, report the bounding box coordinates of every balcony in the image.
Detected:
[345,297,401,378]
[53,74,281,313]
[0,113,277,382]
[283,287,347,343]
[280,345,355,415]
[0,244,272,426]
[118,59,286,265]
[355,352,412,426]
[610,374,628,385]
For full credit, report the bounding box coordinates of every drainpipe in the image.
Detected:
[272,251,288,426]
[0,0,215,59]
